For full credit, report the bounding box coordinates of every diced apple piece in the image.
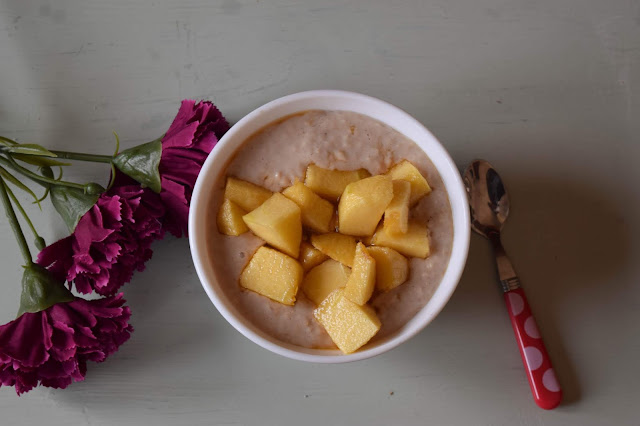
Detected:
[313,289,381,354]
[242,193,302,258]
[338,175,394,237]
[310,233,357,267]
[360,234,374,246]
[299,242,329,272]
[383,180,411,235]
[366,246,409,292]
[240,246,303,305]
[371,221,430,258]
[282,181,334,233]
[387,160,431,205]
[224,177,273,212]
[344,243,376,305]
[304,164,371,200]
[217,199,249,236]
[302,259,351,305]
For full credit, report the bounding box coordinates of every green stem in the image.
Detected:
[49,150,113,164]
[4,183,42,243]
[0,178,33,265]
[0,136,114,163]
[0,157,46,188]
[0,156,85,191]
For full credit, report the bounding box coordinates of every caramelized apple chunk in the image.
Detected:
[217,199,249,236]
[313,289,381,354]
[242,193,302,258]
[302,259,351,305]
[224,177,272,212]
[343,243,376,305]
[240,246,303,305]
[338,175,393,237]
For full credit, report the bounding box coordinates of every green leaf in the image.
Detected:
[50,185,99,231]
[0,166,41,208]
[113,139,162,193]
[12,153,71,167]
[18,264,74,317]
[6,143,57,157]
[0,136,18,146]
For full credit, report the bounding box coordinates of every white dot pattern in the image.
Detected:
[524,346,543,371]
[508,292,524,316]
[524,316,541,339]
[542,368,561,392]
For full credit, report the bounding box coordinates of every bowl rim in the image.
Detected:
[189,90,470,363]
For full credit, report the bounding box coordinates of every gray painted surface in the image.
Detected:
[0,0,639,424]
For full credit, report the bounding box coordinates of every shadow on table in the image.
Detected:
[46,238,231,404]
[405,173,632,407]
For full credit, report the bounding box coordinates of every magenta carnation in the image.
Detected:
[0,293,132,395]
[37,185,164,295]
[158,100,229,237]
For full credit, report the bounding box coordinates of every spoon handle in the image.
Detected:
[504,287,562,409]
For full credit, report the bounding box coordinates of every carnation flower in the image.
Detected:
[0,292,132,395]
[158,100,229,236]
[0,98,230,396]
[113,100,229,237]
[0,260,132,396]
[37,184,164,295]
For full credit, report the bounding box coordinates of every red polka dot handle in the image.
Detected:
[504,288,562,409]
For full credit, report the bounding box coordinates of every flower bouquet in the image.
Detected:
[0,100,229,395]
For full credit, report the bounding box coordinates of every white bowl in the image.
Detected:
[189,90,470,363]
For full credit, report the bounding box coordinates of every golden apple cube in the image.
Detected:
[338,174,394,237]
[387,160,431,205]
[366,246,409,292]
[240,246,303,305]
[299,242,329,272]
[282,181,334,233]
[310,233,357,267]
[344,243,376,305]
[383,180,411,235]
[371,221,430,258]
[313,289,381,354]
[304,164,371,200]
[217,198,249,236]
[225,177,273,212]
[242,193,302,258]
[302,259,351,305]
[360,234,374,246]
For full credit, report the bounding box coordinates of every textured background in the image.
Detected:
[1,0,639,425]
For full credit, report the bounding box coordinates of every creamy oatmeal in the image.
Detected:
[207,110,453,349]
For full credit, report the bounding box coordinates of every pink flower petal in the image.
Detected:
[158,100,229,237]
[0,295,132,395]
[37,186,165,296]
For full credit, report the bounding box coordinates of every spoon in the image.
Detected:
[463,159,562,410]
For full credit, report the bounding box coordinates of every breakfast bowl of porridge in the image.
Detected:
[189,90,470,362]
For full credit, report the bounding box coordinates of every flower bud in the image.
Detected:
[34,237,46,251]
[40,166,54,179]
[84,182,105,195]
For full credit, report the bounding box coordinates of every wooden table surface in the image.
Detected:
[1,1,639,424]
